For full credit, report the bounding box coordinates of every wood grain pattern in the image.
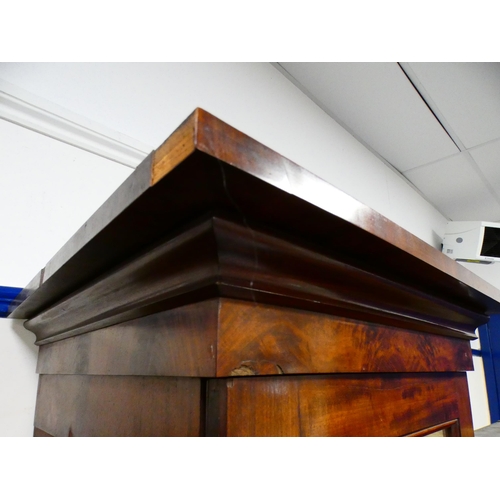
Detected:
[217,299,474,377]
[36,300,218,376]
[152,111,196,185]
[206,373,473,437]
[36,297,473,377]
[35,375,202,437]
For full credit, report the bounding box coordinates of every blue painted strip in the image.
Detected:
[478,321,500,424]
[0,286,23,318]
[471,349,482,357]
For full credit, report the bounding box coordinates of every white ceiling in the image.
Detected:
[276,62,500,222]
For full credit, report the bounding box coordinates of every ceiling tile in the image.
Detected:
[404,153,500,221]
[408,63,500,149]
[278,62,458,171]
[469,140,500,198]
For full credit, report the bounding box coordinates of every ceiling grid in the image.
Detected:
[277,62,500,222]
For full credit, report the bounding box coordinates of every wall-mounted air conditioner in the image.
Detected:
[442,221,500,264]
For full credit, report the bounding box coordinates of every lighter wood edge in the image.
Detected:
[151,109,198,185]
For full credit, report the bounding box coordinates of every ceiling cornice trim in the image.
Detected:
[0,79,152,168]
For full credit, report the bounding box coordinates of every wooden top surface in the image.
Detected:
[10,108,500,318]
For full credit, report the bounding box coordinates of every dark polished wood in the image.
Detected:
[216,299,474,377]
[26,216,485,346]
[36,300,219,377]
[206,373,473,437]
[26,219,220,344]
[12,109,500,436]
[36,298,473,377]
[35,375,202,437]
[10,109,500,320]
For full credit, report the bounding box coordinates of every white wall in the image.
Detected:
[467,335,491,430]
[460,260,500,289]
[0,119,131,287]
[0,62,490,434]
[0,320,39,436]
